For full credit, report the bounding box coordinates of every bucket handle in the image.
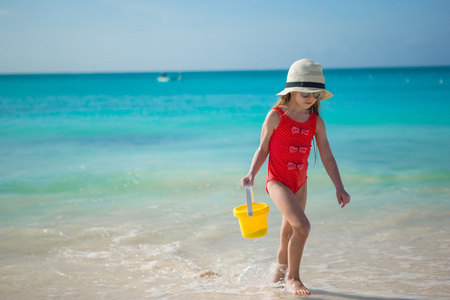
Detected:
[245,184,254,217]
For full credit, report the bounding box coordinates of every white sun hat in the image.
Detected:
[277,59,333,100]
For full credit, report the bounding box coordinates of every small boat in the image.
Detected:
[157,75,170,82]
[157,72,182,82]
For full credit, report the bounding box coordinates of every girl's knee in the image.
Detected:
[292,219,311,238]
[280,217,293,243]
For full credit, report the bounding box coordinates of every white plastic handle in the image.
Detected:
[245,184,254,217]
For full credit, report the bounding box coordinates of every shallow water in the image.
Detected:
[1,67,449,299]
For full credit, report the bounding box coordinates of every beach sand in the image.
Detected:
[1,174,449,299]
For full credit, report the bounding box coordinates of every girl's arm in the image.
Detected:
[315,116,351,208]
[241,110,280,187]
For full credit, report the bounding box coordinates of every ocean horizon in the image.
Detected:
[2,63,450,75]
[1,66,449,299]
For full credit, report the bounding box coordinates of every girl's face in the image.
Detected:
[291,92,318,109]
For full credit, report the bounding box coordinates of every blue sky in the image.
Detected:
[0,0,449,74]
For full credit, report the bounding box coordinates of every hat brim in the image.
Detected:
[276,87,333,100]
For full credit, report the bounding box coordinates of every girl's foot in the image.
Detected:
[272,264,288,284]
[286,278,311,296]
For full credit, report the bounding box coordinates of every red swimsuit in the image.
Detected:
[266,107,317,194]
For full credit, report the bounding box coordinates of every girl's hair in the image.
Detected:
[274,92,321,165]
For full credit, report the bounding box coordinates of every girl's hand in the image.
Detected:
[240,174,254,188]
[337,189,351,208]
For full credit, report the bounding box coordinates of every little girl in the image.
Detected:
[241,59,350,296]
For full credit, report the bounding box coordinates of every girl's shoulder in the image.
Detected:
[266,108,281,121]
[264,108,282,130]
[315,115,326,133]
[315,114,324,124]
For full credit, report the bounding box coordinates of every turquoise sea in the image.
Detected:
[1,67,449,299]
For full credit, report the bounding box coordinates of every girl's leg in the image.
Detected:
[273,183,308,284]
[272,215,291,283]
[267,180,310,296]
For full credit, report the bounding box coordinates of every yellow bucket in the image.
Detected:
[233,202,270,239]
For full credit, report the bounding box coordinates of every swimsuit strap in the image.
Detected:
[273,106,285,116]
